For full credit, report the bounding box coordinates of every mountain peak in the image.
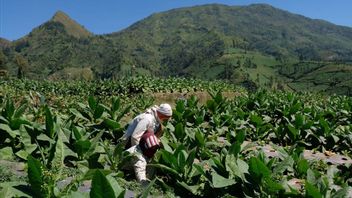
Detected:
[51,10,71,21]
[50,10,91,38]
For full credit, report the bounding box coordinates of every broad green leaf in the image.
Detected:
[0,181,30,198]
[307,169,316,184]
[16,150,30,160]
[287,124,298,140]
[295,114,304,128]
[0,115,8,123]
[319,118,330,134]
[51,129,70,179]
[210,156,225,171]
[195,129,205,147]
[236,130,246,144]
[85,130,104,157]
[264,178,284,193]
[226,155,248,180]
[14,102,28,118]
[93,104,105,120]
[273,156,294,174]
[4,99,15,119]
[37,133,55,144]
[88,96,97,110]
[176,99,185,113]
[177,150,187,172]
[90,170,115,198]
[160,137,173,153]
[289,102,301,115]
[27,155,44,198]
[69,108,89,121]
[20,126,37,156]
[193,164,207,177]
[177,181,202,195]
[103,118,120,130]
[228,141,241,157]
[139,178,156,198]
[83,169,113,180]
[330,134,339,143]
[186,149,196,167]
[160,150,177,166]
[72,126,82,140]
[297,159,309,176]
[211,172,236,188]
[0,123,19,138]
[9,118,31,130]
[195,113,205,126]
[0,147,13,160]
[250,114,263,126]
[106,175,125,198]
[248,157,271,183]
[148,163,179,177]
[116,105,132,122]
[271,144,289,159]
[305,181,322,198]
[45,106,54,138]
[74,140,91,158]
[332,187,352,198]
[174,123,185,140]
[25,144,37,154]
[237,158,249,181]
[111,97,121,113]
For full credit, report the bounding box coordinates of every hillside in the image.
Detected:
[0,3,351,95]
[2,13,119,79]
[110,4,352,64]
[0,38,11,49]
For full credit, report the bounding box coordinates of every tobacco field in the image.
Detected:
[0,77,351,197]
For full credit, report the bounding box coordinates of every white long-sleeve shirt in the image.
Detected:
[124,106,161,146]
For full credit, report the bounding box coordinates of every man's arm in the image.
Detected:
[131,118,150,146]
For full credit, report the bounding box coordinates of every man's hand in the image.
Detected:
[155,124,163,138]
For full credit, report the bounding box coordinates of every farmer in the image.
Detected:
[122,103,172,184]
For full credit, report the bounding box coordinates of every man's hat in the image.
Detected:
[157,103,172,117]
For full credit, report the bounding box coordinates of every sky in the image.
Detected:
[1,0,352,41]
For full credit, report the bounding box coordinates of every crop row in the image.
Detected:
[0,80,351,197]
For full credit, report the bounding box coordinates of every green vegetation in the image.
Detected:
[1,4,352,95]
[0,3,351,197]
[0,78,351,197]
[280,61,352,95]
[0,6,351,194]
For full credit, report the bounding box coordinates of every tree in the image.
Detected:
[244,58,252,68]
[15,54,29,79]
[0,50,7,70]
[256,73,260,84]
[236,60,242,67]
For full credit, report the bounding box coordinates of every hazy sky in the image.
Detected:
[1,0,352,41]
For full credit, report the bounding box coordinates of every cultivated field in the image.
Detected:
[0,77,351,197]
